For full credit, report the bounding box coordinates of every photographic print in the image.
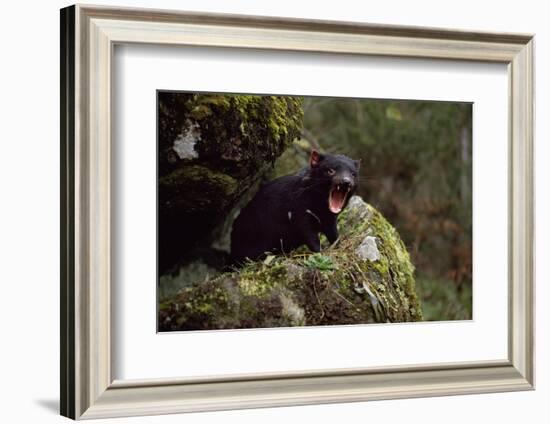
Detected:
[157,92,472,331]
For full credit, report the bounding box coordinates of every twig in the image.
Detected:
[312,270,325,320]
[347,268,357,284]
[332,289,356,307]
[301,128,322,150]
[326,236,341,251]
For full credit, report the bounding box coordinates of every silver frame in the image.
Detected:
[60,4,535,420]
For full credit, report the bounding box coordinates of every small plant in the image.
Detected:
[304,253,335,272]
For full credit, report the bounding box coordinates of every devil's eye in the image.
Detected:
[326,168,336,176]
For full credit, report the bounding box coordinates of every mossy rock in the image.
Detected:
[159,196,423,331]
[158,93,304,271]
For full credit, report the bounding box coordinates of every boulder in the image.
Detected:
[158,93,303,272]
[159,196,423,330]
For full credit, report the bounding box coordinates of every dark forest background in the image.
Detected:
[299,97,472,320]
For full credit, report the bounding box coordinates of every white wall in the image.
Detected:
[0,0,546,423]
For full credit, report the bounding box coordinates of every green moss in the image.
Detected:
[161,93,303,174]
[159,165,238,214]
[237,262,288,297]
[161,164,237,193]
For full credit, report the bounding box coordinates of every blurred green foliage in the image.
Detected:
[301,97,472,321]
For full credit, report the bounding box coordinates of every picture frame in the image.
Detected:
[60,4,534,420]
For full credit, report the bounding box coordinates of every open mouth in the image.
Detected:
[328,184,350,214]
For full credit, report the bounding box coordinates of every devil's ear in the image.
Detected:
[310,150,324,168]
[355,158,362,170]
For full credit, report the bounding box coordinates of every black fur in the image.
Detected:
[230,150,359,264]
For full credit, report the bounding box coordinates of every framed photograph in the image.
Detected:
[60,4,534,420]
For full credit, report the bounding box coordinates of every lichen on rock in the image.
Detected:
[356,236,381,261]
[159,195,423,331]
[172,120,200,160]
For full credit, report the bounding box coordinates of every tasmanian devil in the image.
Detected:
[230,150,360,264]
